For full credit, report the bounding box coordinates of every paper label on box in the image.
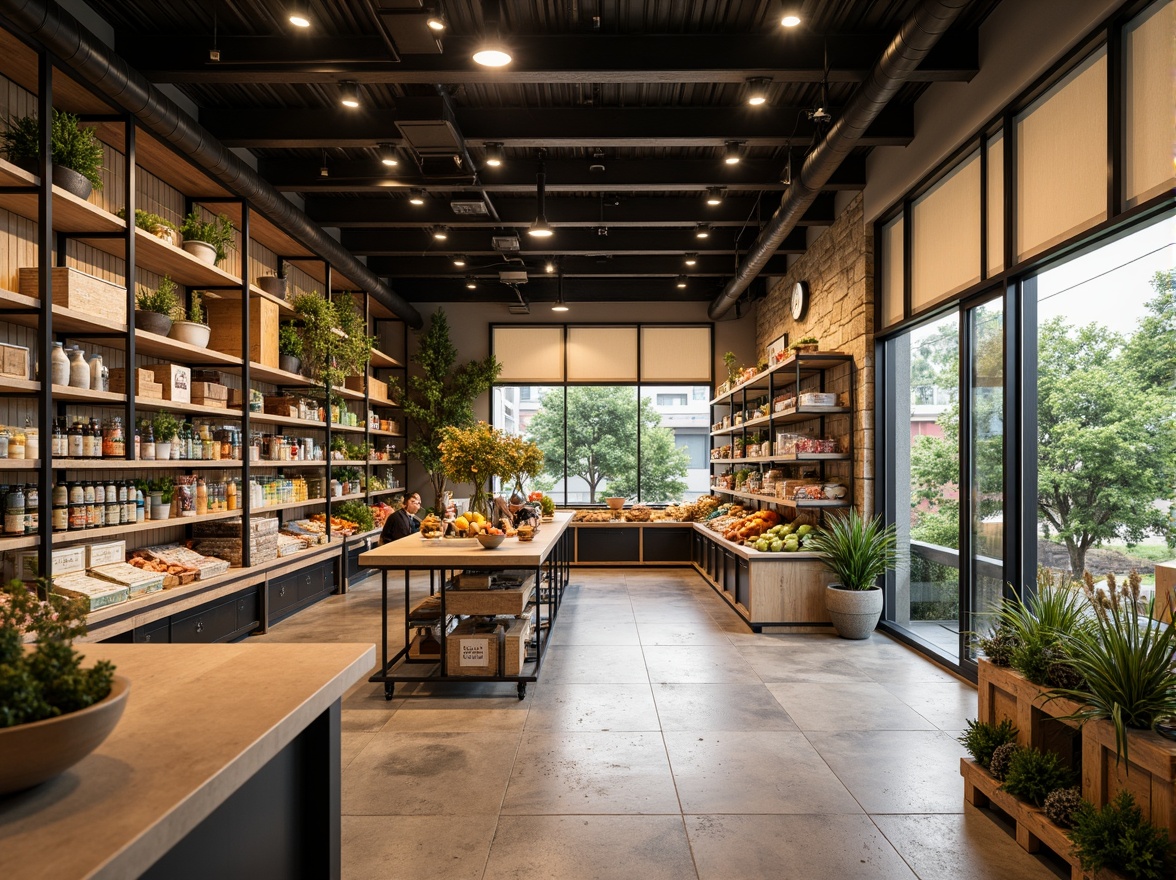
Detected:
[459,638,489,667]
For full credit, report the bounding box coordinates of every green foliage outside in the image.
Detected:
[390,308,500,511]
[525,386,689,503]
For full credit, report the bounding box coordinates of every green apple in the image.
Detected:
[769,539,784,552]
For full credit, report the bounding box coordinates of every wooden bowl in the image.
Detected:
[604,497,626,510]
[0,675,130,795]
[476,533,506,549]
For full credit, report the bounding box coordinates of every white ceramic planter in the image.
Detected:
[169,320,211,348]
[155,441,172,461]
[825,584,883,640]
[181,239,217,265]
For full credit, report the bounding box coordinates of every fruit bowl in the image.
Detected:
[604,497,626,511]
[476,533,506,549]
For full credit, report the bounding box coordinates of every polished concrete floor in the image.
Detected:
[254,567,1065,880]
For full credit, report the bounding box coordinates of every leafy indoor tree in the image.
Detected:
[527,386,689,503]
[390,308,500,511]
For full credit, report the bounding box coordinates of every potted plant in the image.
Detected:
[0,580,128,795]
[147,475,175,519]
[135,275,179,336]
[116,208,180,246]
[278,322,303,374]
[806,508,899,639]
[179,209,235,266]
[168,290,211,348]
[723,351,740,386]
[151,412,180,462]
[2,110,104,200]
[791,336,820,353]
[257,265,288,300]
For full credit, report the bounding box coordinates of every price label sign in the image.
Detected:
[460,638,489,667]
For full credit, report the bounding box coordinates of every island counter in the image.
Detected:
[0,641,375,880]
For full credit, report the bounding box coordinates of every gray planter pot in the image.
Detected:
[181,239,217,265]
[257,275,287,299]
[825,584,883,639]
[279,353,302,375]
[134,309,173,337]
[52,164,93,200]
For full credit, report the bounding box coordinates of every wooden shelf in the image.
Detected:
[0,458,38,469]
[710,352,854,405]
[253,497,327,513]
[368,487,404,497]
[249,460,327,469]
[51,458,245,470]
[121,328,241,369]
[0,375,38,394]
[369,348,403,369]
[0,533,38,551]
[49,509,242,546]
[51,384,125,405]
[710,487,849,509]
[710,453,849,465]
[0,286,123,337]
[368,429,405,438]
[247,412,326,430]
[335,492,367,502]
[0,158,124,239]
[329,423,366,434]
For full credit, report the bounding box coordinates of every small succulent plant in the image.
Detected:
[1043,786,1085,828]
[989,741,1019,781]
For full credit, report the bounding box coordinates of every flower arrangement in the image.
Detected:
[501,433,544,495]
[0,580,114,728]
[438,421,517,517]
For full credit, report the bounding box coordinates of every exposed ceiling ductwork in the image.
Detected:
[0,0,424,329]
[708,0,974,321]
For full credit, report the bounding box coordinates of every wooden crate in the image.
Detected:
[961,758,1083,879]
[445,615,530,677]
[205,295,279,368]
[1153,560,1176,624]
[148,363,192,404]
[1082,718,1176,839]
[977,659,1085,767]
[444,576,534,616]
[108,368,162,399]
[0,342,30,379]
[18,266,127,324]
[191,382,229,408]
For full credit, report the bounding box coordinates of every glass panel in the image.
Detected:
[912,151,981,308]
[986,131,1005,276]
[1034,212,1176,583]
[887,313,961,659]
[640,385,711,502]
[493,385,562,503]
[1124,0,1176,208]
[967,298,1006,660]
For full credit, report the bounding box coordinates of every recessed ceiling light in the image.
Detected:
[432,226,449,241]
[340,81,360,109]
[746,78,770,106]
[288,6,311,28]
[473,34,512,67]
[465,276,477,289]
[409,189,426,206]
[676,275,688,289]
[453,254,467,267]
[695,223,710,239]
[483,143,504,167]
[781,13,801,28]
[685,253,698,266]
[378,144,398,167]
[723,141,744,165]
[706,187,725,206]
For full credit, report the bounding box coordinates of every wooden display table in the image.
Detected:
[0,642,374,879]
[358,512,573,699]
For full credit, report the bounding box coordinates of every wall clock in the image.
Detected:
[791,280,809,320]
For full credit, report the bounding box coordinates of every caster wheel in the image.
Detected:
[517,683,527,700]
[384,684,395,700]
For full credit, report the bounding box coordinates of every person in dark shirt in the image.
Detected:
[380,492,422,544]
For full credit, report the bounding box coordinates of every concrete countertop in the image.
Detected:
[0,641,375,879]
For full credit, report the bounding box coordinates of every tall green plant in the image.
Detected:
[1051,570,1176,767]
[180,210,236,263]
[391,308,500,511]
[805,508,899,590]
[332,292,376,379]
[997,568,1091,687]
[2,110,104,190]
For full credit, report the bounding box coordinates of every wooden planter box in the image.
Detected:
[1154,560,1176,624]
[977,659,1085,768]
[205,295,279,368]
[18,266,127,324]
[1082,718,1176,839]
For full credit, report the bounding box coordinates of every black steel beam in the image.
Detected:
[386,274,742,303]
[201,104,913,149]
[305,193,835,228]
[119,32,978,85]
[362,252,793,277]
[258,156,867,193]
[346,226,808,256]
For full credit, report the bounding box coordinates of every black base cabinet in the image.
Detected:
[172,588,260,644]
[269,560,336,625]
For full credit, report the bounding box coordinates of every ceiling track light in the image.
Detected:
[706,186,725,206]
[723,141,745,165]
[432,226,449,241]
[340,81,360,109]
[684,253,698,266]
[288,5,311,28]
[483,142,504,167]
[695,223,710,239]
[425,9,447,32]
[552,274,568,312]
[453,254,467,267]
[408,189,426,205]
[780,12,801,28]
[746,78,770,106]
[528,150,554,238]
[676,275,688,289]
[378,144,398,167]
[465,276,477,289]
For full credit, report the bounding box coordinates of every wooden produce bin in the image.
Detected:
[444,576,534,616]
[445,616,531,677]
[205,295,279,368]
[976,659,1084,769]
[1153,560,1176,624]
[191,382,229,408]
[18,266,127,324]
[1082,718,1176,839]
[109,367,163,399]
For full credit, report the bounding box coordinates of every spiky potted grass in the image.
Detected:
[1050,570,1176,767]
[806,508,898,639]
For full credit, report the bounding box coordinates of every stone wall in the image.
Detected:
[755,192,876,514]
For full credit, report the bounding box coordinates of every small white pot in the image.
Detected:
[155,441,172,461]
[169,320,211,348]
[150,503,170,521]
[182,239,217,265]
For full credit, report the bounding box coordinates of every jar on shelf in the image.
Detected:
[88,353,105,392]
[50,341,69,386]
[4,484,25,535]
[68,348,90,389]
[9,425,26,460]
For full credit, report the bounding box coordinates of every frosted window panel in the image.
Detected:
[1125,0,1175,208]
[640,326,711,382]
[881,215,905,327]
[567,326,637,381]
[492,326,564,382]
[1016,49,1108,262]
[912,151,981,309]
[987,132,1005,275]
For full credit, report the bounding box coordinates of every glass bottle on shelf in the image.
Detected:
[52,419,65,457]
[105,481,119,525]
[88,353,104,392]
[68,481,84,531]
[8,424,25,461]
[23,483,37,535]
[80,420,94,458]
[52,483,68,531]
[68,420,84,458]
[23,416,37,461]
[141,422,155,460]
[0,425,9,459]
[111,418,125,458]
[83,481,97,529]
[93,482,106,528]
[195,478,208,516]
[5,484,24,535]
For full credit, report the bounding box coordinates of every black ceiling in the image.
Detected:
[77,0,995,308]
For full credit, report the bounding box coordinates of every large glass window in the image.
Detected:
[1031,213,1175,586]
[492,384,710,504]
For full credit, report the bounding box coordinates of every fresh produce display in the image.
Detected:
[721,508,780,542]
[419,512,444,538]
[452,511,489,534]
[310,512,359,535]
[370,502,393,528]
[749,522,814,553]
[332,500,374,533]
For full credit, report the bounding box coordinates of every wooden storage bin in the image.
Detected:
[976,659,1084,767]
[108,368,162,399]
[1082,718,1176,839]
[191,382,229,408]
[148,363,192,404]
[18,266,127,324]
[444,576,534,616]
[445,615,530,677]
[205,295,279,368]
[0,342,30,379]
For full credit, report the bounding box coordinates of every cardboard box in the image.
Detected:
[205,296,279,368]
[191,382,229,408]
[445,615,531,677]
[148,363,192,404]
[52,573,127,611]
[11,546,87,580]
[444,575,534,616]
[89,562,165,597]
[18,266,127,324]
[86,540,126,569]
[0,342,30,379]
